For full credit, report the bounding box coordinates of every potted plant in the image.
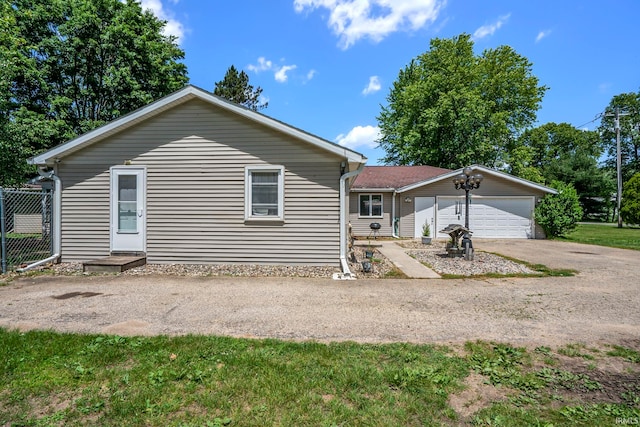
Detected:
[365,235,374,259]
[421,222,432,244]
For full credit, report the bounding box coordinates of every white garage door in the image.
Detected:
[436,196,534,238]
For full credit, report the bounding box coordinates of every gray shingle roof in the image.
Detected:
[352,165,451,189]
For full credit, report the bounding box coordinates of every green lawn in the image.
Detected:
[1,329,638,426]
[561,223,640,250]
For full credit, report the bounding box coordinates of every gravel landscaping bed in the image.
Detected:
[348,246,398,278]
[407,249,535,276]
[47,262,342,278]
[403,240,536,276]
[3,239,532,280]
[42,248,397,279]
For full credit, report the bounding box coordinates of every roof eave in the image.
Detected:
[397,165,557,194]
[350,187,396,192]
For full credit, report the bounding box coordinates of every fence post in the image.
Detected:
[0,188,6,274]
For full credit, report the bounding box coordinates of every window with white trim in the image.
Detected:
[359,194,383,217]
[245,165,285,220]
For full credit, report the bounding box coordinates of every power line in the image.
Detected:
[575,112,604,129]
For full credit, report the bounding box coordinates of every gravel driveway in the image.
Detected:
[1,240,638,347]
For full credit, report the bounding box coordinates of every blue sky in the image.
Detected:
[142,0,640,164]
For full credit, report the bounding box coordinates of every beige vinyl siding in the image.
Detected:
[59,167,111,259]
[398,175,548,238]
[348,192,394,237]
[398,195,415,238]
[58,99,342,266]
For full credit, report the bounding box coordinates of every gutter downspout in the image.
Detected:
[391,190,399,238]
[335,163,365,280]
[17,173,61,272]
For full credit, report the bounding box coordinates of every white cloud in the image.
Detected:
[139,0,185,42]
[336,125,381,149]
[362,76,381,95]
[247,57,273,73]
[535,29,551,43]
[248,57,301,83]
[473,13,510,40]
[306,69,317,81]
[275,65,298,82]
[294,0,445,49]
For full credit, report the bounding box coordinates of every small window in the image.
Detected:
[359,194,383,217]
[245,166,284,221]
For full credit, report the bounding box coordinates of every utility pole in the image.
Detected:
[606,107,629,228]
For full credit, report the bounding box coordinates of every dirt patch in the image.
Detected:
[448,342,640,421]
[29,394,73,418]
[545,345,640,406]
[101,320,152,336]
[448,373,513,420]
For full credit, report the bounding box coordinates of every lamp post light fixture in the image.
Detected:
[452,166,484,229]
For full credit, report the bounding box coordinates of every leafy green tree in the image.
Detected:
[511,123,615,219]
[377,33,547,168]
[535,181,583,237]
[0,1,32,187]
[621,173,640,225]
[598,91,640,183]
[512,123,601,169]
[0,0,188,186]
[506,145,545,184]
[214,65,267,111]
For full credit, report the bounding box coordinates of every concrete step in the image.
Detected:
[83,255,146,273]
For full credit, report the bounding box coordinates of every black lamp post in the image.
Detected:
[452,167,484,229]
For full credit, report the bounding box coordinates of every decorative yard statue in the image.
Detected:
[440,224,474,260]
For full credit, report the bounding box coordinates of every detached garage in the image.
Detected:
[349,165,556,239]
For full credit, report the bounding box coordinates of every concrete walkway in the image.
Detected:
[374,240,441,279]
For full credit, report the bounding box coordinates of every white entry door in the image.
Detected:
[414,197,435,238]
[110,167,146,253]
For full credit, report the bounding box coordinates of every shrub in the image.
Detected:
[621,173,640,226]
[535,181,583,237]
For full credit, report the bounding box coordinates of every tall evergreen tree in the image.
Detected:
[214,65,267,112]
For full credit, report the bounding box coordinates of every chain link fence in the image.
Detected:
[1,188,54,273]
